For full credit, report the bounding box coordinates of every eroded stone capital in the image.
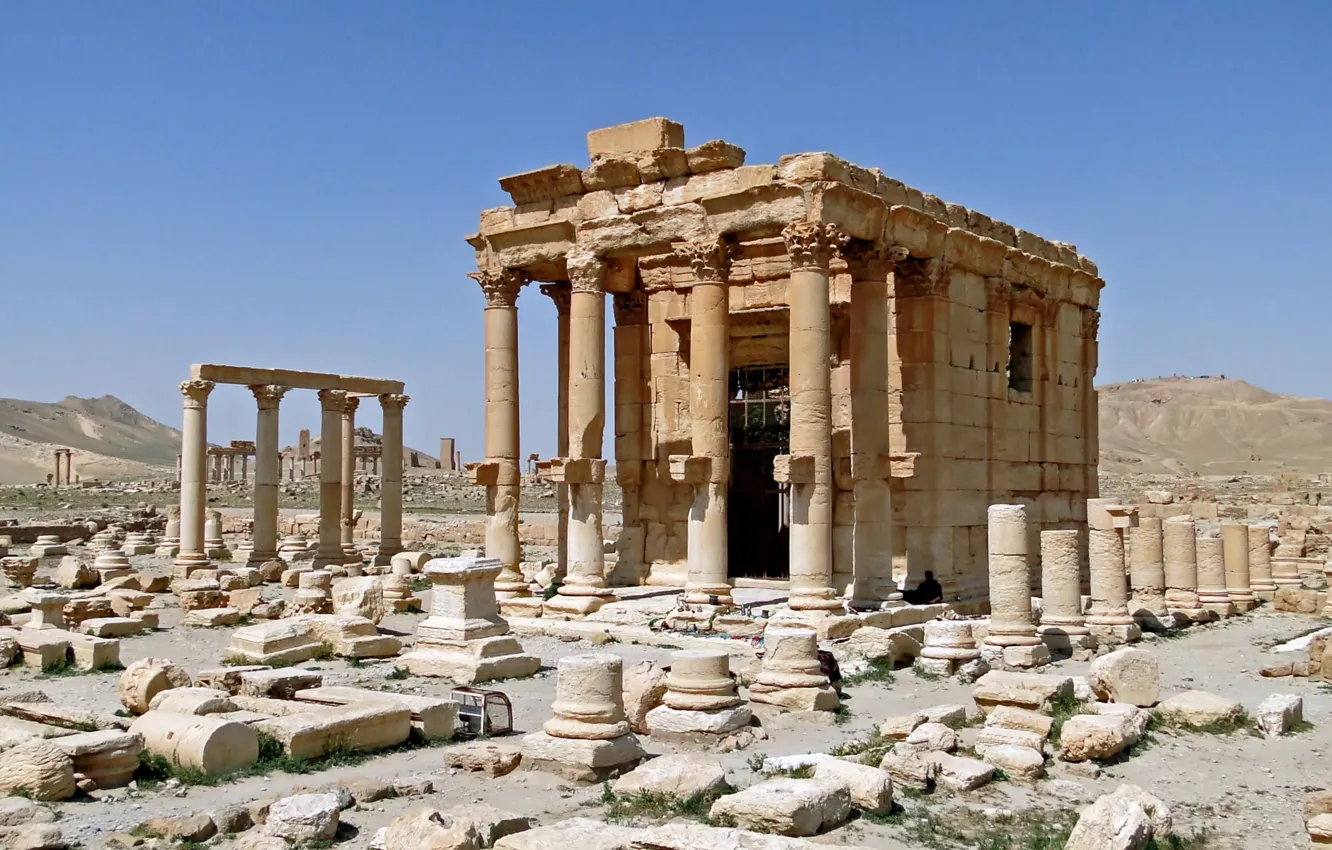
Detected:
[613,291,647,325]
[845,242,909,281]
[893,258,951,299]
[1081,308,1100,339]
[469,268,529,308]
[781,222,848,272]
[317,388,348,411]
[566,250,605,294]
[179,380,215,409]
[249,384,289,410]
[339,395,361,417]
[379,393,410,412]
[674,237,729,284]
[539,282,572,315]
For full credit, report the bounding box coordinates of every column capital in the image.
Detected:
[339,395,361,417]
[613,290,647,325]
[845,242,909,281]
[179,379,215,409]
[249,384,290,410]
[566,250,605,293]
[539,282,572,315]
[379,393,410,412]
[469,268,529,308]
[674,237,730,284]
[894,258,951,298]
[781,222,848,272]
[317,388,348,410]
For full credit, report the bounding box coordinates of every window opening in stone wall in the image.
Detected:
[1007,321,1034,394]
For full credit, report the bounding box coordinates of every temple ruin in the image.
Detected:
[465,118,1104,611]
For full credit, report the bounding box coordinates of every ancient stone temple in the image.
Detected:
[466,118,1104,607]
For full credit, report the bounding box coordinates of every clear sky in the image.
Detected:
[4,2,1329,460]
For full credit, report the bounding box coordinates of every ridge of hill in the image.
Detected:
[1097,376,1332,476]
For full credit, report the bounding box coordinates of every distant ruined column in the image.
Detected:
[174,379,215,574]
[374,393,408,566]
[248,384,288,567]
[339,395,361,563]
[1248,524,1276,601]
[313,389,347,569]
[1221,521,1257,612]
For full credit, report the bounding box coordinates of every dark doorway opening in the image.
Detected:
[727,366,791,579]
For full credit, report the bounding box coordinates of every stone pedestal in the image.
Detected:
[1195,537,1236,617]
[23,590,67,630]
[94,550,134,582]
[1129,517,1175,630]
[1085,499,1141,643]
[748,627,837,714]
[399,557,538,683]
[29,535,68,558]
[1221,522,1257,613]
[521,652,644,783]
[382,561,421,613]
[1038,529,1094,656]
[919,618,982,676]
[981,505,1047,669]
[204,512,229,559]
[286,570,334,617]
[279,535,312,563]
[1162,517,1209,621]
[645,649,752,746]
[1248,525,1276,601]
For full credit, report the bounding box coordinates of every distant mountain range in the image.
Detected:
[0,395,180,484]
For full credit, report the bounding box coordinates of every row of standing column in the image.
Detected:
[174,380,407,574]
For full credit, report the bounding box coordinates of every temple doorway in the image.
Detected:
[727,366,791,580]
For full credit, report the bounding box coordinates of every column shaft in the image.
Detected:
[375,394,408,565]
[1221,521,1256,611]
[248,385,287,565]
[1129,516,1170,620]
[174,380,214,570]
[313,390,347,568]
[340,396,360,561]
[1162,517,1203,613]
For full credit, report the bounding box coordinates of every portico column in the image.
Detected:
[540,282,572,584]
[469,268,530,602]
[174,379,215,571]
[375,393,408,566]
[781,222,847,614]
[248,385,288,566]
[313,389,347,568]
[339,395,360,562]
[549,251,615,617]
[53,454,60,488]
[847,243,907,608]
[241,454,249,482]
[678,238,732,608]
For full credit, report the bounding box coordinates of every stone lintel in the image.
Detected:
[190,365,403,396]
[498,164,584,206]
[772,454,816,485]
[543,458,607,484]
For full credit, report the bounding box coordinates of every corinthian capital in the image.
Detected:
[674,238,729,284]
[469,268,529,307]
[317,389,347,411]
[782,222,849,271]
[566,250,605,293]
[179,380,215,409]
[339,395,361,417]
[249,384,289,409]
[379,393,410,412]
[844,242,909,281]
[539,282,572,316]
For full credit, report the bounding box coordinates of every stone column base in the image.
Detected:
[398,635,540,684]
[1200,600,1237,617]
[748,682,838,713]
[543,593,614,619]
[766,607,860,640]
[1229,598,1258,613]
[1088,622,1142,644]
[1252,589,1276,602]
[520,731,644,784]
[498,596,545,619]
[1168,606,1216,624]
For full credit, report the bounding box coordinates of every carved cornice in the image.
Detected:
[674,238,729,284]
[844,242,909,281]
[379,393,410,412]
[613,291,647,325]
[566,251,605,294]
[179,380,215,409]
[781,222,848,272]
[317,389,347,411]
[249,384,289,410]
[539,282,572,316]
[468,268,529,308]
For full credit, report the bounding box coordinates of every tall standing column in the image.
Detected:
[549,251,615,618]
[1196,535,1236,617]
[374,393,408,566]
[780,222,846,615]
[52,454,60,488]
[1038,529,1094,655]
[471,268,539,614]
[1221,521,1257,612]
[1248,524,1276,601]
[540,283,572,584]
[1129,516,1173,629]
[1163,517,1208,621]
[313,389,347,568]
[174,379,215,573]
[1085,498,1141,643]
[678,239,732,608]
[248,385,288,567]
[847,244,905,608]
[339,395,361,563]
[982,504,1047,668]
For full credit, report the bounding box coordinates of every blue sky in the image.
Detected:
[4,2,1329,460]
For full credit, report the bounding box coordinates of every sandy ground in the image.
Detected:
[1,542,1326,850]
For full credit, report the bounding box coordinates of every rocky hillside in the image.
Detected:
[1098,376,1332,476]
[0,395,180,484]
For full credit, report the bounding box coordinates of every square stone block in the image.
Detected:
[521,730,645,784]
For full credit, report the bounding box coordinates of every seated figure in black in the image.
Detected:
[902,570,944,605]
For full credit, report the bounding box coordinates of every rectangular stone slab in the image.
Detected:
[291,686,457,740]
[191,364,403,395]
[253,703,411,759]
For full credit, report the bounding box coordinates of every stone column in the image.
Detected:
[1085,498,1141,642]
[313,389,347,568]
[1038,529,1093,655]
[52,454,60,488]
[241,454,249,482]
[339,395,360,563]
[847,244,906,608]
[1195,536,1235,616]
[548,252,614,618]
[174,379,214,573]
[1248,525,1276,600]
[540,283,572,584]
[1221,521,1257,612]
[1129,516,1172,628]
[471,268,536,613]
[779,222,847,616]
[374,393,408,566]
[982,504,1047,667]
[678,238,732,609]
[248,385,288,567]
[1162,517,1206,620]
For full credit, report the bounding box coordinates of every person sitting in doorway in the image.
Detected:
[902,570,944,605]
